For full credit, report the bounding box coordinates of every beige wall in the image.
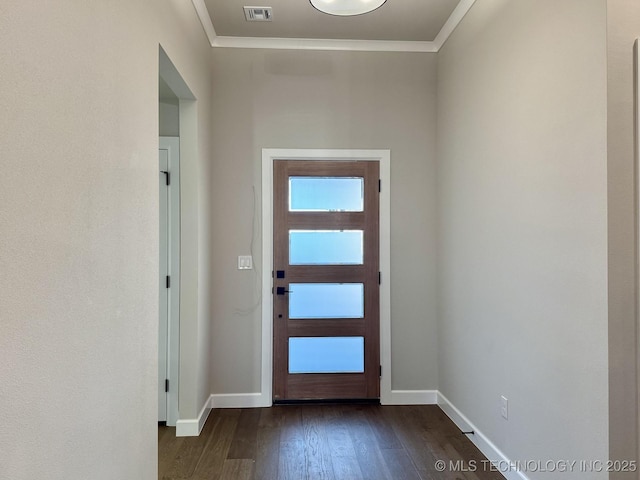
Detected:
[607,0,640,474]
[437,0,609,476]
[2,0,634,476]
[159,76,179,137]
[159,102,179,137]
[0,1,212,478]
[209,49,439,394]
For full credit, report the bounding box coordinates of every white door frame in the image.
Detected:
[160,136,180,426]
[159,143,169,423]
[260,148,392,406]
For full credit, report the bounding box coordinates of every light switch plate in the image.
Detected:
[500,395,508,420]
[238,255,253,270]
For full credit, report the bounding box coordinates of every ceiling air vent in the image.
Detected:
[243,6,273,21]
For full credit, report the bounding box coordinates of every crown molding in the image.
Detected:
[211,35,437,52]
[433,0,476,50]
[191,0,217,46]
[192,0,475,52]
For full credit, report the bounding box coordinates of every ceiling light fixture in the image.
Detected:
[309,0,387,17]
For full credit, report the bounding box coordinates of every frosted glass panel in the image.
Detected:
[289,283,364,319]
[289,230,363,265]
[289,337,364,373]
[289,177,364,212]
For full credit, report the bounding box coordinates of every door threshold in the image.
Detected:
[274,398,380,406]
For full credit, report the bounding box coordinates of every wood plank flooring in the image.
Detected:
[158,404,506,480]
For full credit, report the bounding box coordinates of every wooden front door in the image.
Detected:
[273,160,380,401]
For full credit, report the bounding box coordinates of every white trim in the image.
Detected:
[190,0,217,47]
[175,393,264,436]
[437,392,529,480]
[159,137,181,427]
[260,152,275,407]
[209,390,439,408]
[378,156,391,405]
[211,393,265,409]
[432,0,476,50]
[384,390,438,405]
[175,397,212,437]
[191,0,474,53]
[211,36,437,53]
[261,149,391,405]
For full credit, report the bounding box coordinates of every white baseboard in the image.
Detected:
[207,390,439,408]
[210,392,269,408]
[437,392,529,480]
[175,396,212,437]
[382,389,438,405]
[209,390,437,408]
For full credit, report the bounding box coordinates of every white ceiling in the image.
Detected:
[192,0,476,52]
[204,0,460,42]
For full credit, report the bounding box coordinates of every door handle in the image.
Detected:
[276,287,292,295]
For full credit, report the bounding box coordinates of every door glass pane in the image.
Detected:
[289,230,363,265]
[289,337,365,373]
[289,283,364,319]
[289,177,364,212]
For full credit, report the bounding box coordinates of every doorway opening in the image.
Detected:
[158,46,196,428]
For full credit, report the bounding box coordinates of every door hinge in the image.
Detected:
[166,275,170,288]
[161,170,170,186]
[378,179,381,192]
[379,365,382,377]
[165,379,169,392]
[378,272,381,285]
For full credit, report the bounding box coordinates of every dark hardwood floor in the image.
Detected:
[158,404,506,480]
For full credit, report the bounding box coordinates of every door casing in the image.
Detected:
[260,149,392,407]
[159,136,180,426]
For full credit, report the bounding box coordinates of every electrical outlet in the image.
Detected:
[500,395,509,420]
[238,255,253,270]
